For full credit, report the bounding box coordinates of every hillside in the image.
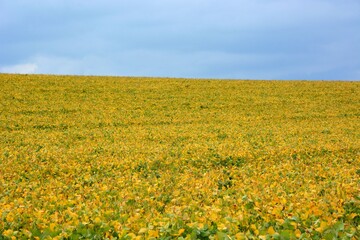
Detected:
[0,74,359,239]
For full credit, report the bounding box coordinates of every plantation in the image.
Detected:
[0,74,359,239]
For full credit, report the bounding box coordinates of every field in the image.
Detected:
[0,74,359,239]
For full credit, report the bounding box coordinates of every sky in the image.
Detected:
[0,0,360,80]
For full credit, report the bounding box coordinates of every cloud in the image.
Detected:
[0,63,38,74]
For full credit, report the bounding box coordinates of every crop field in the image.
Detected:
[0,74,359,239]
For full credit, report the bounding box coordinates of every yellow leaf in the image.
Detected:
[235,233,246,239]
[127,233,137,238]
[295,229,301,238]
[275,218,285,224]
[149,229,159,238]
[84,174,91,181]
[348,213,357,219]
[316,221,328,233]
[6,212,14,222]
[172,228,185,236]
[218,223,227,230]
[138,228,147,234]
[22,229,32,238]
[301,212,309,220]
[267,226,276,235]
[94,217,101,224]
[250,224,257,230]
[49,223,56,231]
[3,229,13,237]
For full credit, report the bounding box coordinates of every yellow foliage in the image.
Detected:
[0,74,359,238]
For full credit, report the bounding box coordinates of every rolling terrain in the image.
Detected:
[0,74,359,239]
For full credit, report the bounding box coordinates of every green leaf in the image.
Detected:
[332,221,344,233]
[279,229,295,239]
[217,231,231,240]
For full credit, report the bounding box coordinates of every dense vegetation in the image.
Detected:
[0,74,359,239]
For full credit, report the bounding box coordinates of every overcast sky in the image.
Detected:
[0,0,359,80]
